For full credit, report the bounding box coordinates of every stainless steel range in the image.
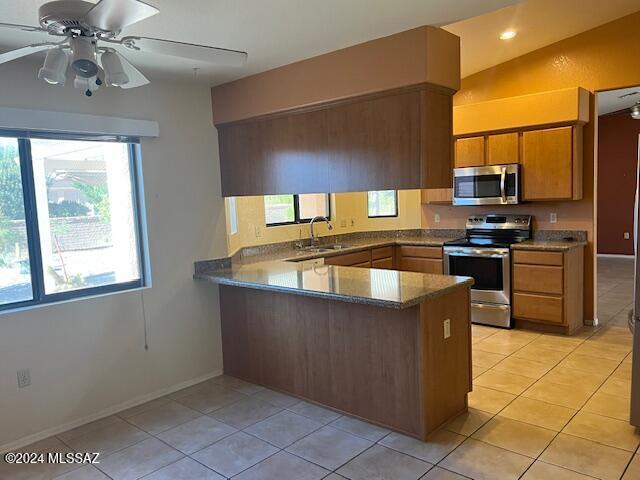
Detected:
[444,214,532,328]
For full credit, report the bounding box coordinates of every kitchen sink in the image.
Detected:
[300,244,350,252]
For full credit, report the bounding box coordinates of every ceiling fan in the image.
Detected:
[0,0,248,96]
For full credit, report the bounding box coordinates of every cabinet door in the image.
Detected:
[454,136,485,168]
[521,127,573,200]
[487,132,518,165]
[328,91,421,192]
[218,109,330,196]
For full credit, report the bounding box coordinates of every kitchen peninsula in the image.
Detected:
[195,246,473,440]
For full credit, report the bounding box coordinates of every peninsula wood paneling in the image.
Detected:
[219,283,471,439]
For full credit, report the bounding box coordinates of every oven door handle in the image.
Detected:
[500,166,507,203]
[446,251,509,259]
[471,302,510,311]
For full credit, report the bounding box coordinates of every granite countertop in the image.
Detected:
[195,260,474,309]
[237,235,456,265]
[512,239,587,251]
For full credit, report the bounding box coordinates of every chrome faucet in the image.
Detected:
[309,216,333,245]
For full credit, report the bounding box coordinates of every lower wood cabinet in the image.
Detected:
[322,245,445,274]
[397,246,444,274]
[324,250,371,267]
[512,247,584,334]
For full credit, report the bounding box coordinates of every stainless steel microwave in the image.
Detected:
[453,164,520,206]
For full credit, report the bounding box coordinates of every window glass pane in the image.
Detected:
[264,195,295,225]
[299,193,329,220]
[0,138,32,305]
[30,139,141,295]
[228,197,238,235]
[368,190,397,217]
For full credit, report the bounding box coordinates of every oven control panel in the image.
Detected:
[465,214,531,230]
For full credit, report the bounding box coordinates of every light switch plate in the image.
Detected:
[624,232,630,240]
[443,319,451,339]
[17,369,31,388]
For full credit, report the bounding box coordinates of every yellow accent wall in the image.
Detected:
[225,190,421,255]
[423,10,640,323]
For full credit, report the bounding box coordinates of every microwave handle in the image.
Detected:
[500,166,507,203]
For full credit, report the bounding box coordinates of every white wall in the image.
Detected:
[0,59,226,449]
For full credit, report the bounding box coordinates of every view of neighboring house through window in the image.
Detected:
[264,193,330,226]
[0,135,146,310]
[368,190,398,217]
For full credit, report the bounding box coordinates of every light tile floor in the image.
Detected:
[1,257,638,479]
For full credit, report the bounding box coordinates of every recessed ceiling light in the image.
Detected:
[500,30,517,40]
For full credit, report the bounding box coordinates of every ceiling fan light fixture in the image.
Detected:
[101,50,129,86]
[631,104,640,120]
[71,36,98,78]
[38,47,68,85]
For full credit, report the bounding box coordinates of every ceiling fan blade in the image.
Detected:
[0,44,55,65]
[106,50,150,89]
[121,36,248,67]
[83,0,159,32]
[0,22,47,33]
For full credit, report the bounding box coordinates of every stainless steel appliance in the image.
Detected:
[453,164,520,206]
[444,214,532,328]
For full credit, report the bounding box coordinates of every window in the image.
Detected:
[368,190,398,218]
[264,193,330,226]
[0,134,146,311]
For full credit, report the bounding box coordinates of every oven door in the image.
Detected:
[453,164,519,206]
[444,247,511,305]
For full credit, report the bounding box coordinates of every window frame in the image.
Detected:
[265,194,331,227]
[0,136,147,313]
[367,190,399,218]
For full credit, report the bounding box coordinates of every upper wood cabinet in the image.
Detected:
[327,90,421,192]
[487,132,519,165]
[454,136,484,168]
[217,85,454,196]
[521,126,582,201]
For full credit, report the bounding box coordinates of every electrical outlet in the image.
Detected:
[254,225,262,237]
[340,219,347,228]
[443,319,451,339]
[17,369,31,388]
[550,213,557,224]
[435,213,441,224]
[624,232,630,240]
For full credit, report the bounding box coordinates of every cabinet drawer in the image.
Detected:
[325,250,371,266]
[513,264,563,295]
[371,257,394,269]
[352,261,372,268]
[513,250,563,266]
[372,246,394,260]
[400,257,443,274]
[398,246,442,259]
[513,293,564,324]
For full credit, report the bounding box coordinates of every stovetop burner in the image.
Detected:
[444,214,532,249]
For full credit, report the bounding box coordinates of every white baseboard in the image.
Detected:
[597,253,634,258]
[0,369,222,454]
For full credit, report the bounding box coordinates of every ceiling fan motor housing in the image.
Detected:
[39,1,94,34]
